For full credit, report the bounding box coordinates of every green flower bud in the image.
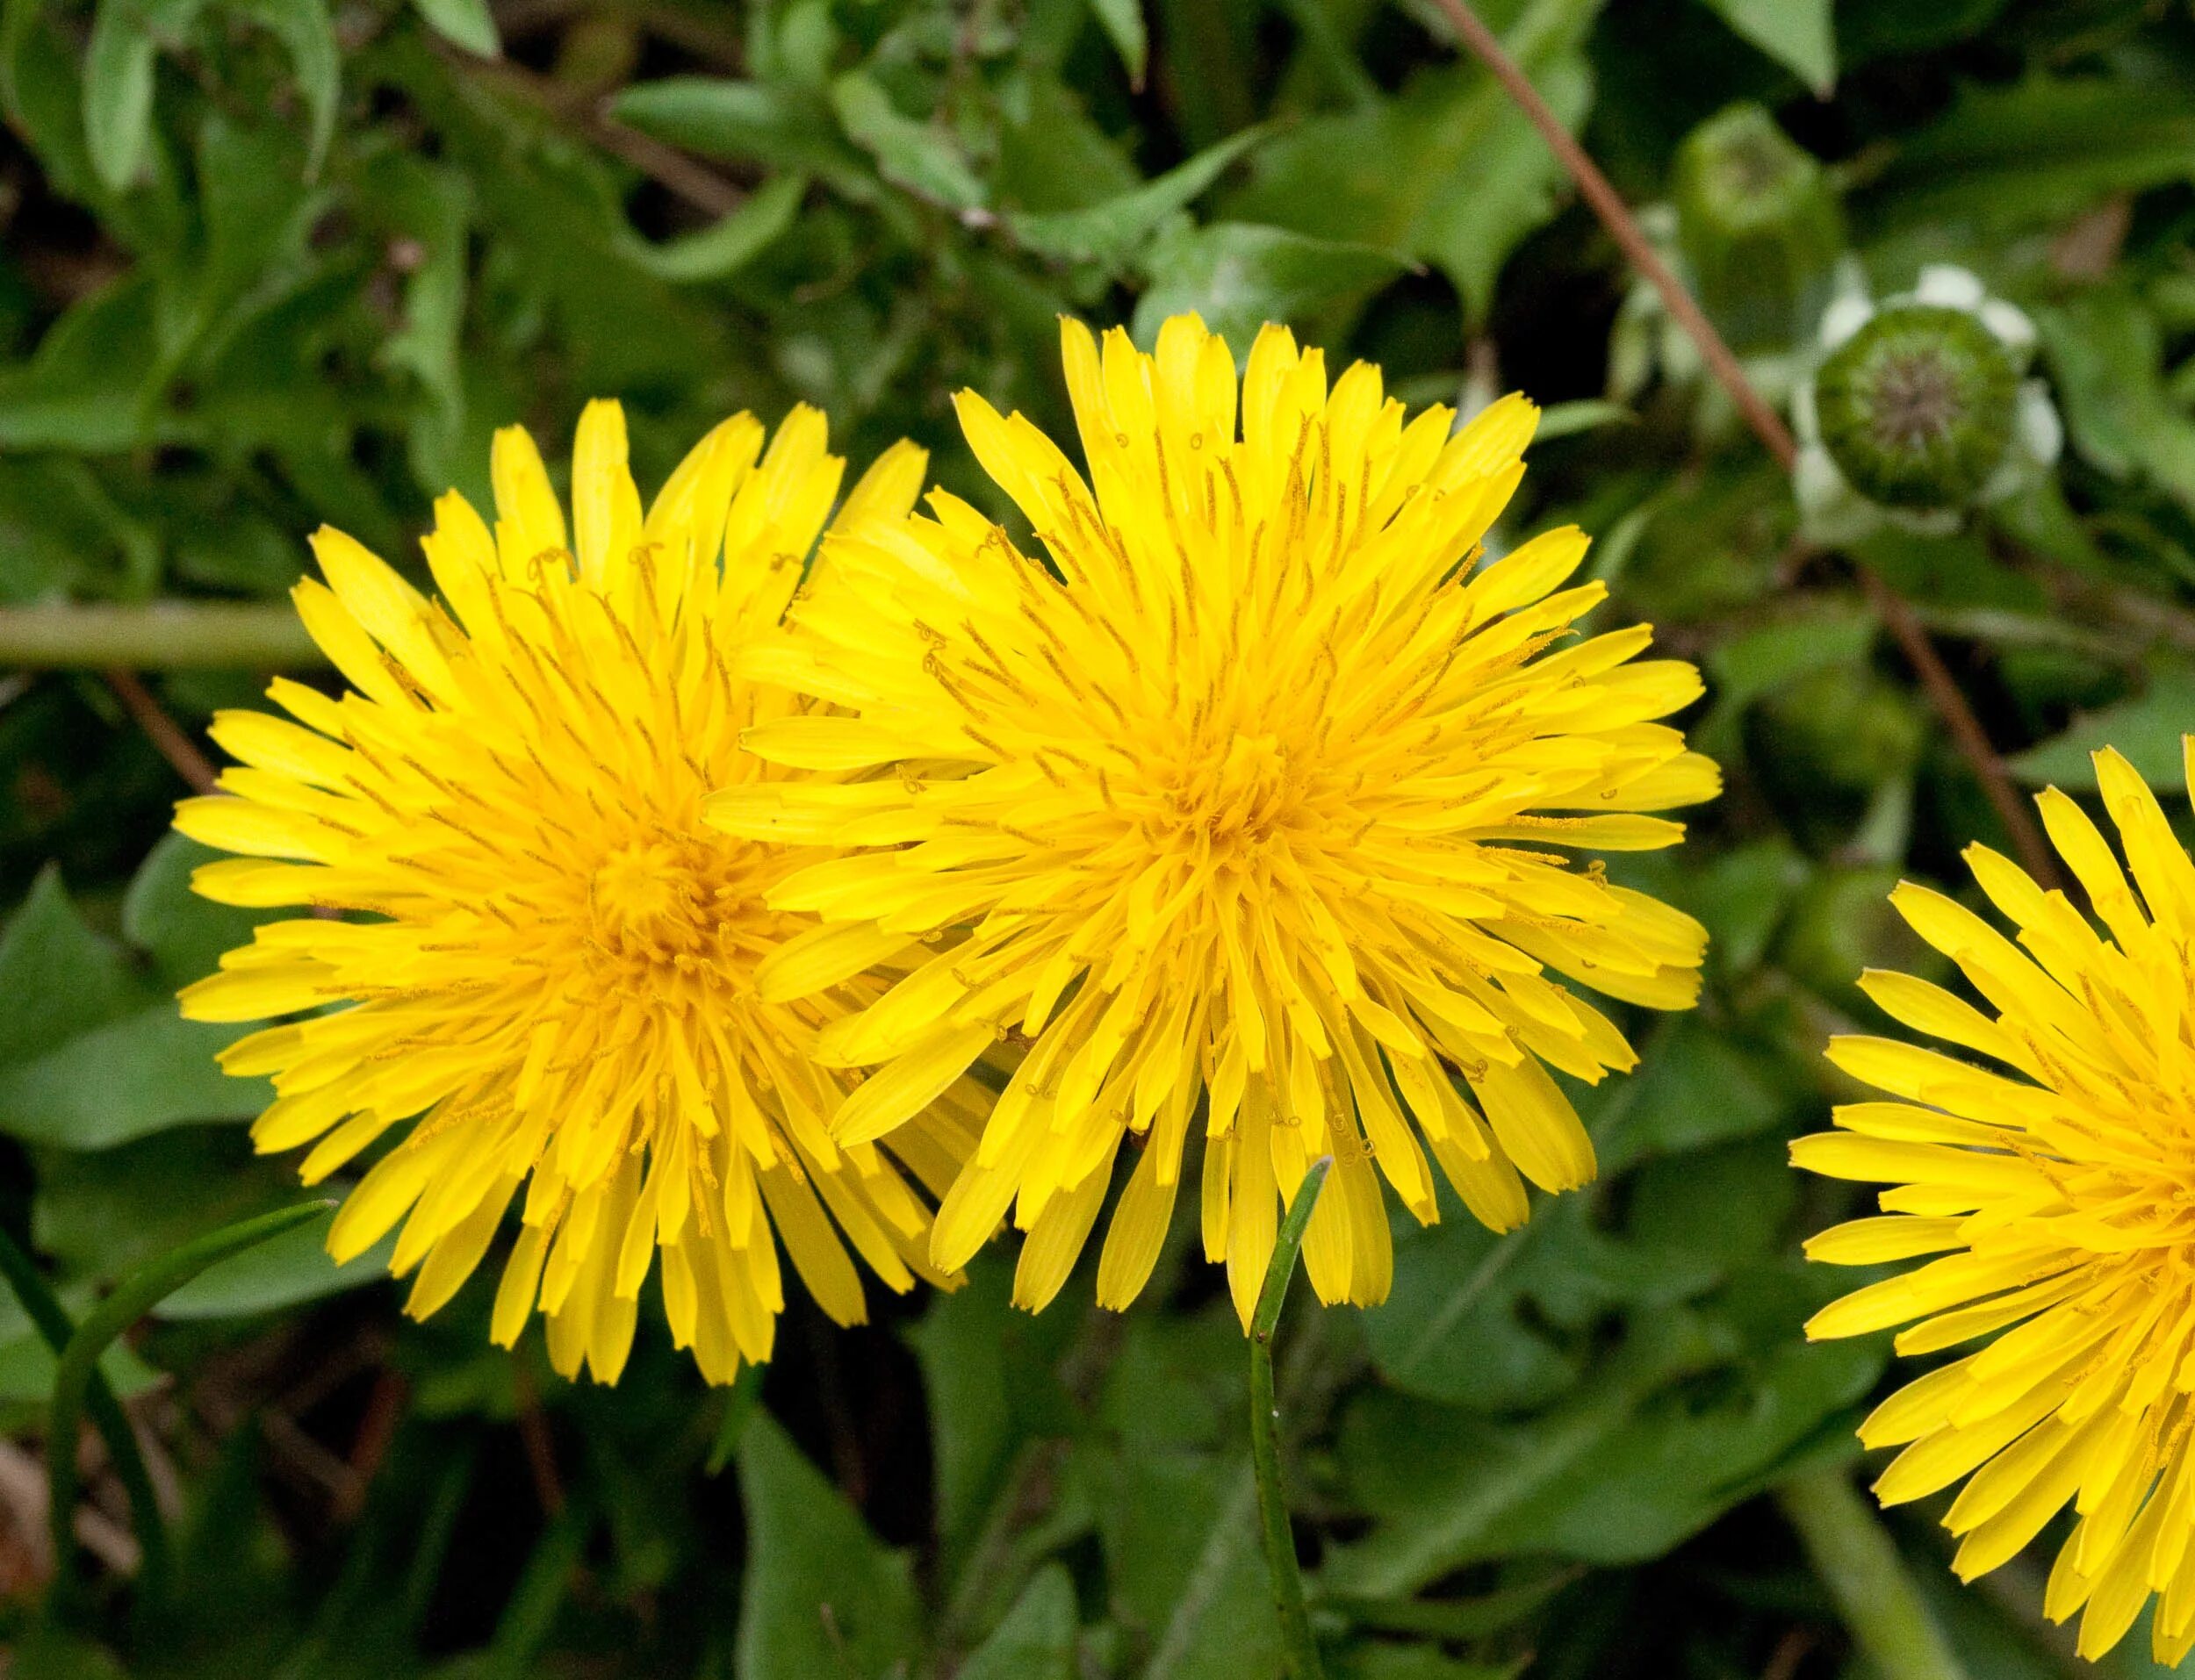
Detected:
[1811,304,2020,510]
[1673,104,1845,356]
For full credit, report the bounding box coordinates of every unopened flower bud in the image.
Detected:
[1673,104,1845,356]
[1812,304,2019,510]
[1791,266,2062,542]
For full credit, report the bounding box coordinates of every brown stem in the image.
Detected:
[1429,0,1796,466]
[511,1363,567,1517]
[104,670,217,794]
[589,117,748,217]
[448,46,748,218]
[335,1368,410,1524]
[1858,574,2062,890]
[1427,0,2066,894]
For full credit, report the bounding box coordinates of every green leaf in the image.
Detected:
[704,1365,764,1475]
[1325,1568,1578,1644]
[151,1208,393,1319]
[0,867,141,1068]
[1677,840,1810,980]
[1626,1140,1800,1270]
[364,154,471,490]
[0,1217,164,1610]
[1083,0,1147,89]
[227,0,339,178]
[991,79,1141,215]
[1101,1449,1277,1680]
[0,1327,161,1404]
[1699,0,1833,96]
[1226,13,1601,321]
[1536,398,1635,441]
[83,0,165,191]
[33,1129,287,1281]
[831,69,985,212]
[0,273,162,450]
[618,172,808,284]
[122,832,265,990]
[610,77,868,188]
[484,1507,591,1678]
[176,113,326,376]
[904,1256,1076,1576]
[409,0,497,56]
[1870,73,2195,236]
[2010,660,2195,792]
[0,1003,269,1148]
[734,1412,922,1680]
[1837,0,2009,61]
[957,1564,1077,1680]
[1337,1649,1529,1680]
[1589,1016,1791,1174]
[46,1199,334,1597]
[0,839,277,1147]
[1011,126,1265,270]
[1695,600,1877,762]
[1365,1188,1721,1412]
[6,1628,133,1680]
[1133,221,1406,350]
[2039,288,2195,516]
[1331,1282,1883,1597]
[1079,1312,1280,1680]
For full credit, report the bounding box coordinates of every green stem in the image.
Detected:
[47,1200,335,1611]
[1777,1467,1969,1680]
[0,603,323,670]
[0,1225,169,1603]
[1250,1155,1333,1680]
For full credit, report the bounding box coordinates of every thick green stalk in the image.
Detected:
[47,1201,335,1608]
[0,1224,169,1599]
[1778,1467,1969,1680]
[0,602,322,669]
[1250,1155,1333,1680]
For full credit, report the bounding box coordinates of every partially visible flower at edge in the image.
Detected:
[1795,741,2195,1663]
[711,312,1718,1329]
[173,401,976,1385]
[1793,262,2062,545]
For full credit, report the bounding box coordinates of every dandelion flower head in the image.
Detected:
[1796,743,2195,1663]
[712,313,1717,1326]
[174,402,974,1385]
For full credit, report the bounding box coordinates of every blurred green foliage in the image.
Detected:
[5,0,2195,1676]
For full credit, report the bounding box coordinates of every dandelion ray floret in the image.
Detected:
[1796,740,2195,1664]
[712,313,1717,1326]
[173,400,976,1385]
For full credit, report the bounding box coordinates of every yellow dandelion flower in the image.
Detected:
[709,313,1717,1327]
[172,401,976,1387]
[1795,743,2195,1664]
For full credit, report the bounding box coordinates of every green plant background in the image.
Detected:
[2,0,2194,1675]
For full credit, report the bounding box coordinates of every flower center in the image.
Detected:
[578,836,797,1016]
[592,840,709,954]
[1148,730,1306,860]
[1868,351,1960,449]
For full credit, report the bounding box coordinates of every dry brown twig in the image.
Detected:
[448,46,749,218]
[335,1368,411,1524]
[1428,0,2067,893]
[104,669,217,793]
[512,1362,567,1517]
